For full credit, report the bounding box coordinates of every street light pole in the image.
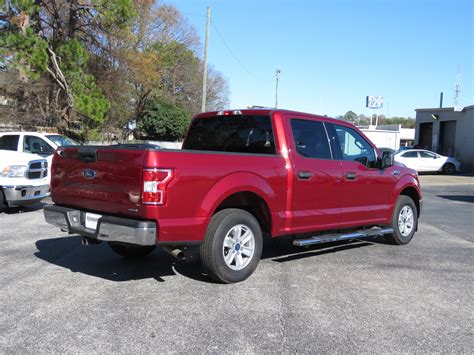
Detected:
[275,69,281,108]
[201,6,211,112]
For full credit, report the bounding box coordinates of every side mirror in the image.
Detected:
[378,151,394,169]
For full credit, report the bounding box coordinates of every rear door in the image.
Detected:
[327,123,396,227]
[418,151,440,171]
[398,151,421,170]
[287,116,343,233]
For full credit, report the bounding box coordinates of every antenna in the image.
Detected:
[454,65,462,111]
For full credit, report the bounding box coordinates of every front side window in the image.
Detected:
[24,136,54,155]
[334,125,376,167]
[290,119,331,159]
[183,115,276,154]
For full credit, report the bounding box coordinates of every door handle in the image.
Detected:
[297,171,313,180]
[345,172,357,180]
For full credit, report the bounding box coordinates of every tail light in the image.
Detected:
[142,168,174,205]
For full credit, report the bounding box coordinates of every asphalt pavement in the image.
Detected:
[0,175,472,353]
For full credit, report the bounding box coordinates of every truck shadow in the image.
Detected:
[262,236,380,262]
[437,195,474,203]
[34,236,212,283]
[34,234,385,284]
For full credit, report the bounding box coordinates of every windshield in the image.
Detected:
[46,134,79,146]
[182,115,276,154]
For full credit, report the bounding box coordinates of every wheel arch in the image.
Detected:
[390,174,422,219]
[399,186,421,217]
[199,172,278,237]
[214,191,272,237]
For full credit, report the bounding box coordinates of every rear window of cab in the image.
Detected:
[183,115,276,155]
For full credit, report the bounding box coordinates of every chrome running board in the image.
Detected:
[293,227,394,247]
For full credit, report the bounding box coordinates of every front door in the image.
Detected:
[287,117,343,233]
[327,123,396,227]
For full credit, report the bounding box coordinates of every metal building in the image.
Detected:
[415,105,474,172]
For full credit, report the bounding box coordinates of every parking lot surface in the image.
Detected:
[1,175,473,352]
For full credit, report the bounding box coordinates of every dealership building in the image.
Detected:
[415,105,474,172]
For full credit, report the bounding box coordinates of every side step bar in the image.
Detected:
[293,227,394,247]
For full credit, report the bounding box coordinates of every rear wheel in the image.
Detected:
[385,195,417,245]
[200,208,263,283]
[0,190,6,208]
[108,242,156,258]
[442,163,455,175]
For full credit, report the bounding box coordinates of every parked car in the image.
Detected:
[0,150,50,208]
[44,109,422,283]
[0,132,79,156]
[394,149,462,174]
[0,132,79,173]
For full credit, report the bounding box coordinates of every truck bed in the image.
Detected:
[51,146,288,242]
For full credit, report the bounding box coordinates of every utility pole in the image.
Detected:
[201,6,211,112]
[275,69,281,108]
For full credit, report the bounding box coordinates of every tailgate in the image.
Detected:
[51,146,147,217]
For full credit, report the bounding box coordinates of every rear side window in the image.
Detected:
[419,151,436,158]
[183,115,276,154]
[290,119,331,159]
[0,135,19,151]
[402,151,418,158]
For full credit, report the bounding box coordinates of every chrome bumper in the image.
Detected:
[2,184,50,207]
[43,204,157,246]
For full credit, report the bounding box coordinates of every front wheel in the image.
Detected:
[442,163,455,175]
[200,209,263,283]
[385,195,418,245]
[108,242,156,258]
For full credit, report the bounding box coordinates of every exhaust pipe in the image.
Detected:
[81,237,101,246]
[161,246,185,260]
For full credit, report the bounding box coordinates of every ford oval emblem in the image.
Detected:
[83,169,96,179]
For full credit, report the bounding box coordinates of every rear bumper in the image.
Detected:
[2,184,50,207]
[43,204,156,246]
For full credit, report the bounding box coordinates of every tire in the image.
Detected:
[200,208,263,284]
[0,189,6,208]
[442,163,455,175]
[108,241,156,258]
[385,195,418,245]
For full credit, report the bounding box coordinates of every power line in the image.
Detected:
[210,20,270,84]
[181,11,206,18]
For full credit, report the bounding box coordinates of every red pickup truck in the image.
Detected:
[44,109,422,283]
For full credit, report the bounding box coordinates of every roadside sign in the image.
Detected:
[366,96,384,109]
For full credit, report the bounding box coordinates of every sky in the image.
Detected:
[171,0,473,118]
